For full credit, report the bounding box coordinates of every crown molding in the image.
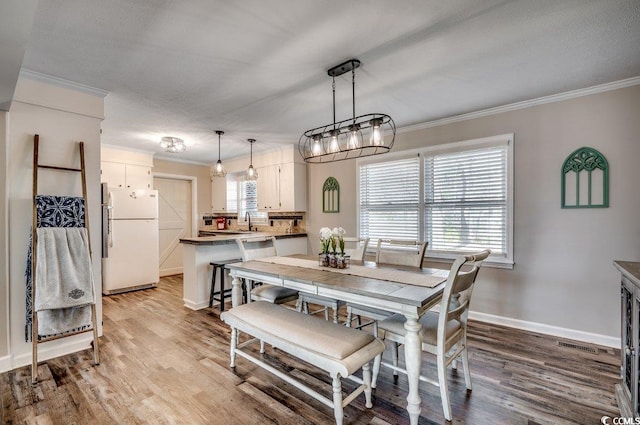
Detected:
[398,76,640,134]
[19,68,109,98]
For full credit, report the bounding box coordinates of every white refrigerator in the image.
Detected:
[102,185,160,294]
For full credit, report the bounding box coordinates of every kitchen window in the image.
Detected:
[358,134,513,267]
[228,177,267,224]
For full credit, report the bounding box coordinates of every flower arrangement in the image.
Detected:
[318,227,349,268]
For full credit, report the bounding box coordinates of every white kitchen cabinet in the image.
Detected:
[255,162,306,212]
[211,176,227,212]
[257,164,280,211]
[101,162,152,189]
[279,162,306,212]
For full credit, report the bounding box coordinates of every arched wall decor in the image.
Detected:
[322,177,340,213]
[561,146,609,208]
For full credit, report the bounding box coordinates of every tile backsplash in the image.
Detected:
[201,212,306,233]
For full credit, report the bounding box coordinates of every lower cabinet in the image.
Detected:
[615,261,640,419]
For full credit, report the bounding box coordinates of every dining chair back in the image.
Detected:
[375,239,427,269]
[235,236,299,306]
[374,249,491,421]
[237,236,277,261]
[343,237,369,262]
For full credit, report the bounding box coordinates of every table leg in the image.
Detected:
[403,315,422,425]
[231,274,243,307]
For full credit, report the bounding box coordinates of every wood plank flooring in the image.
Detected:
[1,275,620,424]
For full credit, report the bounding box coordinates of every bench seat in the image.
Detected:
[221,301,385,425]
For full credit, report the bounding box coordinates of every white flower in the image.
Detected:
[319,227,333,240]
[332,227,346,237]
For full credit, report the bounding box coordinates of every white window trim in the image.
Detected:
[357,133,514,269]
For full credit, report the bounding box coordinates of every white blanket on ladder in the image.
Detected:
[34,228,94,335]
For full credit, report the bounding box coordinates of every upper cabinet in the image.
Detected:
[211,176,227,212]
[279,162,306,212]
[257,162,306,212]
[257,164,281,210]
[101,146,154,190]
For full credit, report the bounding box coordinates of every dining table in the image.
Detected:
[226,255,449,425]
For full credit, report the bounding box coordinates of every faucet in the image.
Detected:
[245,211,252,231]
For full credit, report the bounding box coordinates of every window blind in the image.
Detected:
[359,156,420,243]
[226,179,238,212]
[424,146,507,255]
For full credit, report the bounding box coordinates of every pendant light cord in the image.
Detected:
[332,75,336,131]
[352,66,356,123]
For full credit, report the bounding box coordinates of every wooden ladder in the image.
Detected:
[31,134,100,383]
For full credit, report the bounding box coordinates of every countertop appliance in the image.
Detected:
[102,184,159,294]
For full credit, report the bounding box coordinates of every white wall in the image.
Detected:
[0,111,8,358]
[0,77,104,372]
[306,84,640,346]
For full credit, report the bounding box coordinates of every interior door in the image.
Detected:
[154,177,192,277]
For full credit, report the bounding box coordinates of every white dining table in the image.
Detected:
[227,256,448,425]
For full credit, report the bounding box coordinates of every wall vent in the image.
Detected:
[557,341,598,354]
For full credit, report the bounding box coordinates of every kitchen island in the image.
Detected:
[179,232,308,310]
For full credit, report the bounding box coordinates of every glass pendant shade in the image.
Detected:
[369,118,384,146]
[245,139,258,181]
[211,130,227,178]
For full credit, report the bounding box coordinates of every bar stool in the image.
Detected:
[209,259,242,311]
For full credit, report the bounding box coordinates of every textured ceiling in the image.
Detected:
[15,0,640,163]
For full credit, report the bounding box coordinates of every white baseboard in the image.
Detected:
[160,267,183,277]
[0,334,93,374]
[469,311,620,348]
[183,298,208,311]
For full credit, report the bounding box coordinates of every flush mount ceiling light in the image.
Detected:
[245,138,258,181]
[298,59,395,163]
[160,136,186,153]
[211,130,227,178]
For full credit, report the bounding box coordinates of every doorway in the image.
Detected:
[154,176,193,277]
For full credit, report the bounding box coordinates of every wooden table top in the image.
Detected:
[226,257,449,310]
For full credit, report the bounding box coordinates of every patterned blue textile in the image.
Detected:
[25,195,86,341]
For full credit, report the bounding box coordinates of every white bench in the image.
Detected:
[221,301,385,425]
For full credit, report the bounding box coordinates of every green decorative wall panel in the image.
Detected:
[561,147,608,208]
[322,177,340,213]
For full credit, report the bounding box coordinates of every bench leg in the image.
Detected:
[332,307,339,324]
[392,341,399,382]
[230,327,238,368]
[362,361,373,408]
[345,307,353,327]
[260,339,265,354]
[231,276,243,307]
[332,376,343,425]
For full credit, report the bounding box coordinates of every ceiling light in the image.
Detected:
[160,136,186,153]
[298,59,395,163]
[245,138,258,181]
[211,130,227,178]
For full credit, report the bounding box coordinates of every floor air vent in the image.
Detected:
[557,341,598,354]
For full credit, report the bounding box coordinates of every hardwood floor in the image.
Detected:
[1,275,620,424]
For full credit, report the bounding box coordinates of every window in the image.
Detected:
[227,174,267,224]
[359,156,420,242]
[358,134,513,266]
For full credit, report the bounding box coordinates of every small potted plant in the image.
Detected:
[319,227,332,267]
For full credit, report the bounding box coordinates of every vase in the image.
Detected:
[337,255,350,269]
[319,253,330,267]
[329,253,338,268]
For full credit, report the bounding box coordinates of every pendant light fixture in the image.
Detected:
[245,138,258,181]
[298,59,395,163]
[211,130,227,178]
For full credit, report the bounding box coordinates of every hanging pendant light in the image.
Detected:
[245,138,258,181]
[298,59,395,163]
[211,130,227,178]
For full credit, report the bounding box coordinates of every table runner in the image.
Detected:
[256,256,445,288]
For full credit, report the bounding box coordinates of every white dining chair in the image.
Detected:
[236,236,299,306]
[346,239,427,334]
[373,249,490,421]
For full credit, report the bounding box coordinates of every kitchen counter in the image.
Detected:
[180,231,307,245]
[179,232,308,310]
